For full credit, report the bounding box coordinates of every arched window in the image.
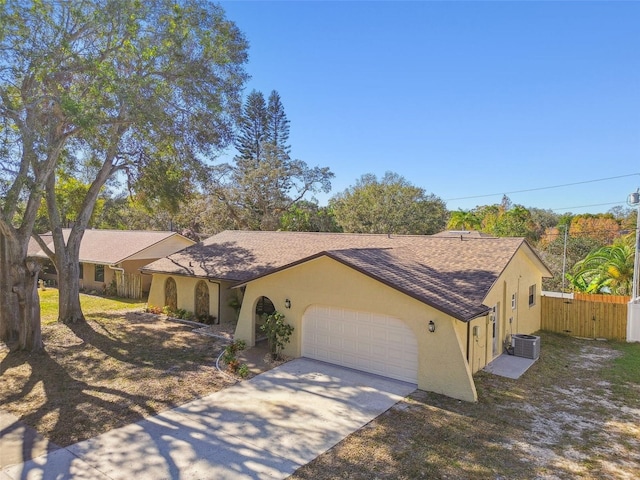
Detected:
[194,280,209,320]
[255,296,275,316]
[164,277,177,311]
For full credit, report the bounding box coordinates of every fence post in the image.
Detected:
[628,301,640,342]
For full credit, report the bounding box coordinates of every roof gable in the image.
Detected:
[29,229,195,265]
[324,247,503,320]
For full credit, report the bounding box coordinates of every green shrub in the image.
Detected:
[237,364,250,378]
[260,311,294,360]
[223,340,247,371]
[162,306,195,321]
[106,279,117,297]
[198,314,217,325]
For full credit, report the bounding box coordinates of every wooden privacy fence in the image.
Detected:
[115,271,143,299]
[541,293,629,341]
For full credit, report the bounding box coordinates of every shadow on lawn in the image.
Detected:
[0,348,158,466]
[0,313,229,475]
[67,312,218,371]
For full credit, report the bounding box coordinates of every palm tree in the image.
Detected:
[570,240,635,295]
[447,209,481,231]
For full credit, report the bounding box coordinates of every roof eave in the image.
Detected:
[117,232,195,264]
[232,250,484,322]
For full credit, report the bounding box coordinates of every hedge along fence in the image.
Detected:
[541,293,629,341]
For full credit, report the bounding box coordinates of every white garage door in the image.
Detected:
[302,305,418,383]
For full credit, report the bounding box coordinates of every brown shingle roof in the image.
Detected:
[143,230,550,321]
[29,229,192,265]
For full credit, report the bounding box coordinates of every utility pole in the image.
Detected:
[630,190,640,302]
[627,189,640,343]
[561,224,569,296]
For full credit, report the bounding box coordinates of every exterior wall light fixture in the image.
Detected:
[428,320,436,333]
[285,299,291,309]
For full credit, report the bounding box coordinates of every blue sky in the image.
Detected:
[219,1,640,214]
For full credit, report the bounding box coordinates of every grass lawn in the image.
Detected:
[38,288,147,325]
[0,291,234,448]
[291,332,640,480]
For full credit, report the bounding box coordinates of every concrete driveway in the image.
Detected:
[2,358,416,480]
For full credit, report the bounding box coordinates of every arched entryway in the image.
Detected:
[255,296,275,339]
[194,280,210,321]
[164,277,177,311]
[255,296,275,317]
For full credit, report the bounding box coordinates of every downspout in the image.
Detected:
[517,275,521,333]
[466,321,471,363]
[108,264,124,275]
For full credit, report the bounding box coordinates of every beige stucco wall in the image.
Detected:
[79,260,157,294]
[219,281,241,323]
[80,263,112,292]
[234,256,478,402]
[147,273,221,321]
[121,259,155,292]
[465,248,545,373]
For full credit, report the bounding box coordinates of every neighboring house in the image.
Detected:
[143,230,551,402]
[29,229,195,298]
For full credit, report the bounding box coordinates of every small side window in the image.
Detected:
[511,293,517,310]
[529,284,536,307]
[95,264,105,282]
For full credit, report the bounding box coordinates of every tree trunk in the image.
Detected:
[15,260,43,351]
[0,232,43,351]
[0,233,20,345]
[56,257,85,324]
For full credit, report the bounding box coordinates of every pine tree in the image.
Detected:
[234,90,267,167]
[217,90,333,230]
[266,90,290,157]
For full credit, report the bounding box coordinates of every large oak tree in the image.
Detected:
[330,172,447,235]
[0,0,248,348]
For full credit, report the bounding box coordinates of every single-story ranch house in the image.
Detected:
[143,230,551,402]
[29,229,195,298]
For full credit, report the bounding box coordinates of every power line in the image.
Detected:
[540,228,632,238]
[550,201,624,212]
[445,173,640,202]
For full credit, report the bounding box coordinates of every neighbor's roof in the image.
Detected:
[431,230,495,238]
[28,229,194,265]
[142,230,552,321]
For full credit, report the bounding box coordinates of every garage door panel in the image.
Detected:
[387,330,410,343]
[302,306,418,384]
[343,323,358,337]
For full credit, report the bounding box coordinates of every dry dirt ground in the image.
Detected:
[0,311,238,447]
[2,313,638,479]
[291,333,640,480]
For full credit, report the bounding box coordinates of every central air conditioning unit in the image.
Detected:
[513,334,541,360]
